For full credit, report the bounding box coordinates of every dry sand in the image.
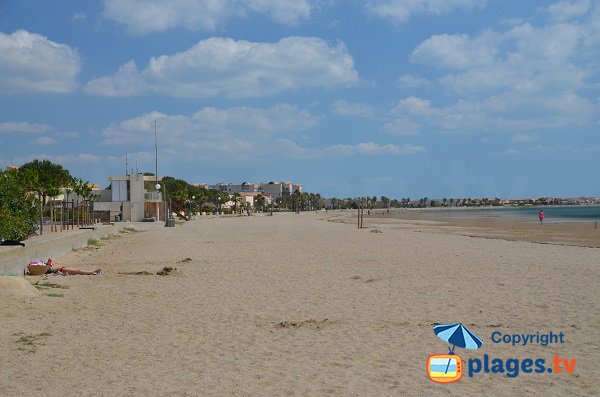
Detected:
[1,212,598,396]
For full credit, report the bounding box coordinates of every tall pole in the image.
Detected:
[154,120,158,186]
[357,200,361,229]
[155,120,163,224]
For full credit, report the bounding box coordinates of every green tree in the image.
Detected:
[291,189,302,213]
[20,160,72,234]
[255,194,266,211]
[188,185,210,214]
[0,168,39,240]
[161,176,190,219]
[233,192,242,213]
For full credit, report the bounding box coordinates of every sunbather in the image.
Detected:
[46,259,102,275]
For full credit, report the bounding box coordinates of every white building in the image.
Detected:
[258,182,302,200]
[208,181,302,201]
[94,174,164,222]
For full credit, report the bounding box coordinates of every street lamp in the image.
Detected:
[189,195,195,220]
[155,183,162,222]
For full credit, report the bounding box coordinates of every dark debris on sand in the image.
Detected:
[118,271,153,276]
[274,319,330,330]
[157,267,176,276]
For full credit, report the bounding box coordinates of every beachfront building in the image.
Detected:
[207,181,302,202]
[93,174,165,222]
[258,182,302,200]
[209,182,262,194]
[239,192,273,209]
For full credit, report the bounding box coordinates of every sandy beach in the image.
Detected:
[366,208,600,248]
[1,212,598,396]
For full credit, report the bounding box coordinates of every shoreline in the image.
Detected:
[339,210,600,248]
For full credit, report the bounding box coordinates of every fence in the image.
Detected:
[37,200,98,235]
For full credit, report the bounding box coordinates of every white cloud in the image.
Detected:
[331,100,375,118]
[397,74,432,88]
[544,0,590,21]
[0,30,81,94]
[277,139,425,158]
[366,0,482,23]
[511,133,539,143]
[381,118,421,135]
[103,0,314,34]
[245,0,312,25]
[55,131,80,138]
[31,137,56,145]
[85,60,146,96]
[387,94,597,134]
[396,8,600,135]
[415,22,589,95]
[0,121,51,133]
[331,142,425,156]
[411,32,499,70]
[391,96,432,114]
[85,37,358,98]
[99,105,421,161]
[352,142,425,155]
[7,153,102,166]
[101,104,320,154]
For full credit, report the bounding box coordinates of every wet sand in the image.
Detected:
[0,212,598,396]
[363,208,600,248]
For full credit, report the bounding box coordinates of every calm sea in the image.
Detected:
[398,206,600,222]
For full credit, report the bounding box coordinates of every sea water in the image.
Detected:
[398,206,600,222]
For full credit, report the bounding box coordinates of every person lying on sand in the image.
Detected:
[46,258,102,275]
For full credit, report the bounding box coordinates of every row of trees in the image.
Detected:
[0,160,97,240]
[148,176,232,220]
[154,178,326,219]
[327,196,508,209]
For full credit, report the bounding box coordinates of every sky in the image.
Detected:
[0,0,599,199]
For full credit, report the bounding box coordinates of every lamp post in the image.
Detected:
[189,195,195,220]
[155,183,161,222]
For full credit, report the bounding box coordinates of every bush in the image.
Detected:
[0,169,38,241]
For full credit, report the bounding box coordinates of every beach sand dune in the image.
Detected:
[1,213,597,396]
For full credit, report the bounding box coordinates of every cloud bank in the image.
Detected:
[0,30,81,94]
[85,37,358,98]
[103,0,314,34]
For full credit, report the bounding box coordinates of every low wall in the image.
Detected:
[0,224,127,276]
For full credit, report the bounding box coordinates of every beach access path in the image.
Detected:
[0,212,597,396]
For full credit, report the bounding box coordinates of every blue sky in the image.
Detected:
[0,0,598,198]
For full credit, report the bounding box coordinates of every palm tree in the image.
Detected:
[233,192,242,213]
[254,194,266,212]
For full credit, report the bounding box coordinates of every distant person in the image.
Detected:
[539,210,544,225]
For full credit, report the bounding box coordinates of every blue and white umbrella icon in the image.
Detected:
[434,323,483,355]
